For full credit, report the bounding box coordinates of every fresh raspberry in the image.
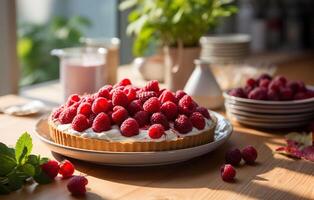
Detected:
[118,78,132,86]
[190,112,205,130]
[160,101,178,120]
[294,92,309,100]
[133,111,149,127]
[228,88,246,98]
[120,118,139,137]
[288,80,306,93]
[267,89,280,101]
[159,90,176,103]
[59,107,77,124]
[123,86,137,102]
[97,86,110,99]
[128,100,143,116]
[225,148,242,166]
[279,87,293,101]
[174,115,192,134]
[92,97,109,114]
[148,124,165,139]
[241,145,258,164]
[112,106,128,125]
[77,102,92,116]
[112,90,129,108]
[220,164,236,182]
[136,91,157,103]
[257,73,272,82]
[66,94,81,107]
[158,88,166,97]
[143,97,161,113]
[41,160,60,179]
[71,114,90,132]
[248,87,267,100]
[195,107,211,119]
[144,80,159,93]
[244,85,254,96]
[246,78,257,88]
[268,80,281,91]
[259,79,270,88]
[107,100,113,111]
[81,95,94,104]
[178,95,196,115]
[67,176,88,196]
[274,75,287,86]
[59,160,75,179]
[52,106,64,119]
[175,90,187,102]
[150,112,169,130]
[92,113,111,132]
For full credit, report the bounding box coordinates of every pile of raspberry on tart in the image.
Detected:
[49,79,216,152]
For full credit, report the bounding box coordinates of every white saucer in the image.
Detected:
[35,112,233,166]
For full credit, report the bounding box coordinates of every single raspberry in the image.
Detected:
[118,78,132,86]
[59,160,75,179]
[92,97,109,114]
[225,148,242,166]
[220,164,236,182]
[248,87,267,100]
[41,160,60,179]
[257,73,272,82]
[97,86,110,99]
[52,106,64,119]
[267,89,280,101]
[144,80,159,93]
[190,112,205,130]
[246,78,257,88]
[279,87,293,101]
[178,95,196,115]
[72,114,90,132]
[159,90,176,103]
[92,113,111,132]
[259,79,270,88]
[66,94,81,107]
[136,91,157,103]
[112,90,129,108]
[229,88,246,98]
[195,107,211,119]
[175,90,186,102]
[112,106,128,125]
[120,118,139,137]
[67,176,88,196]
[77,102,92,116]
[123,86,137,102]
[133,111,150,127]
[274,75,287,86]
[241,145,258,164]
[174,115,192,134]
[128,100,143,116]
[268,80,281,92]
[59,107,77,124]
[143,97,160,113]
[160,101,178,120]
[150,112,169,130]
[148,124,165,139]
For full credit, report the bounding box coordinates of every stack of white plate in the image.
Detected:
[223,89,314,129]
[200,34,250,63]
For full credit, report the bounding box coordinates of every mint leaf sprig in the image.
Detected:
[0,132,51,195]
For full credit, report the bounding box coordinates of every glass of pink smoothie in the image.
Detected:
[51,47,107,102]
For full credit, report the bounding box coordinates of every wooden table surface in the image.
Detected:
[2,55,314,200]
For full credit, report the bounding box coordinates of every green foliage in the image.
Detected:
[18,16,91,86]
[0,132,51,195]
[120,0,237,56]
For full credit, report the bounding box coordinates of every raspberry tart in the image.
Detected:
[49,79,216,152]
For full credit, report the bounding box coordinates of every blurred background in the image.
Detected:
[0,0,314,96]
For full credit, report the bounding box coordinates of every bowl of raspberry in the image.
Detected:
[224,74,314,129]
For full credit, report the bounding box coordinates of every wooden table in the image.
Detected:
[2,57,314,200]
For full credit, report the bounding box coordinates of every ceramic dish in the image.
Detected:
[35,112,232,166]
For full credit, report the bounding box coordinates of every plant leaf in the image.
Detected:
[0,183,11,195]
[0,143,17,176]
[21,163,35,177]
[15,132,33,165]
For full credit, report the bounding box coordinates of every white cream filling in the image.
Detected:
[56,119,213,142]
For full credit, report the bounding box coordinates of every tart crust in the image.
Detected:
[48,114,216,152]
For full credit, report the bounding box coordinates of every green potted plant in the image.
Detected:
[120,0,237,90]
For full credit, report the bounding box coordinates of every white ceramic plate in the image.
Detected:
[35,112,233,166]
